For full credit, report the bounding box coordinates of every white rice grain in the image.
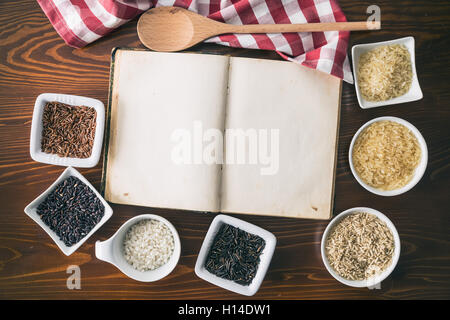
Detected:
[123,219,174,272]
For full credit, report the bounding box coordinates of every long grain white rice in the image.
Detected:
[357,44,412,101]
[123,219,174,272]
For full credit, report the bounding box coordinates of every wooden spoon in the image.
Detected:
[137,7,380,52]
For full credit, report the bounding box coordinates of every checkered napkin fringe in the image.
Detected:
[37,0,353,83]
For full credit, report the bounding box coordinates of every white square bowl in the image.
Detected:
[30,93,105,168]
[352,36,423,109]
[195,214,276,296]
[24,166,113,256]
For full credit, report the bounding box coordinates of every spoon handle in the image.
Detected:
[223,21,380,34]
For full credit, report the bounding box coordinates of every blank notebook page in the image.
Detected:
[220,57,341,219]
[104,50,229,212]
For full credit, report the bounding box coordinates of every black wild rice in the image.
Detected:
[205,223,265,286]
[41,101,97,158]
[37,176,105,247]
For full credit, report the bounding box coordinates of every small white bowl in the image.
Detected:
[195,214,276,296]
[95,214,181,282]
[352,36,423,109]
[321,207,401,288]
[349,116,428,196]
[24,166,113,256]
[30,93,105,168]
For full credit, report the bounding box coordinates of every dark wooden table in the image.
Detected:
[1,0,449,300]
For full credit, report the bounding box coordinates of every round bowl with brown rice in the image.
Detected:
[321,207,401,288]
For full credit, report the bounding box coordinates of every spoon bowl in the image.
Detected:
[137,7,221,52]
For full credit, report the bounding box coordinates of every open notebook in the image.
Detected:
[102,48,342,220]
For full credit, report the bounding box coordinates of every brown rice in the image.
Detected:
[325,212,395,281]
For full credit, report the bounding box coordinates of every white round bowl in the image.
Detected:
[349,116,428,196]
[96,214,181,282]
[321,207,401,288]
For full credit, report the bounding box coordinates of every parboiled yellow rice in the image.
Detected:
[352,120,421,191]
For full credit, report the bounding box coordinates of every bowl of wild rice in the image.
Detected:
[352,37,423,109]
[194,214,276,296]
[321,207,400,287]
[95,214,181,282]
[30,93,105,168]
[349,116,428,196]
[24,166,113,256]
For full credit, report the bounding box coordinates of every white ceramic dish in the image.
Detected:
[30,93,105,168]
[24,166,113,256]
[352,36,423,109]
[194,214,276,296]
[349,116,427,196]
[321,207,401,288]
[95,214,181,282]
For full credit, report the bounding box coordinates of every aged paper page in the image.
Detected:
[220,57,341,219]
[104,50,229,212]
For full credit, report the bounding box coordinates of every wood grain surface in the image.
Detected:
[0,0,449,300]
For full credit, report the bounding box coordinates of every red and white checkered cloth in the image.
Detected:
[37,0,353,83]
